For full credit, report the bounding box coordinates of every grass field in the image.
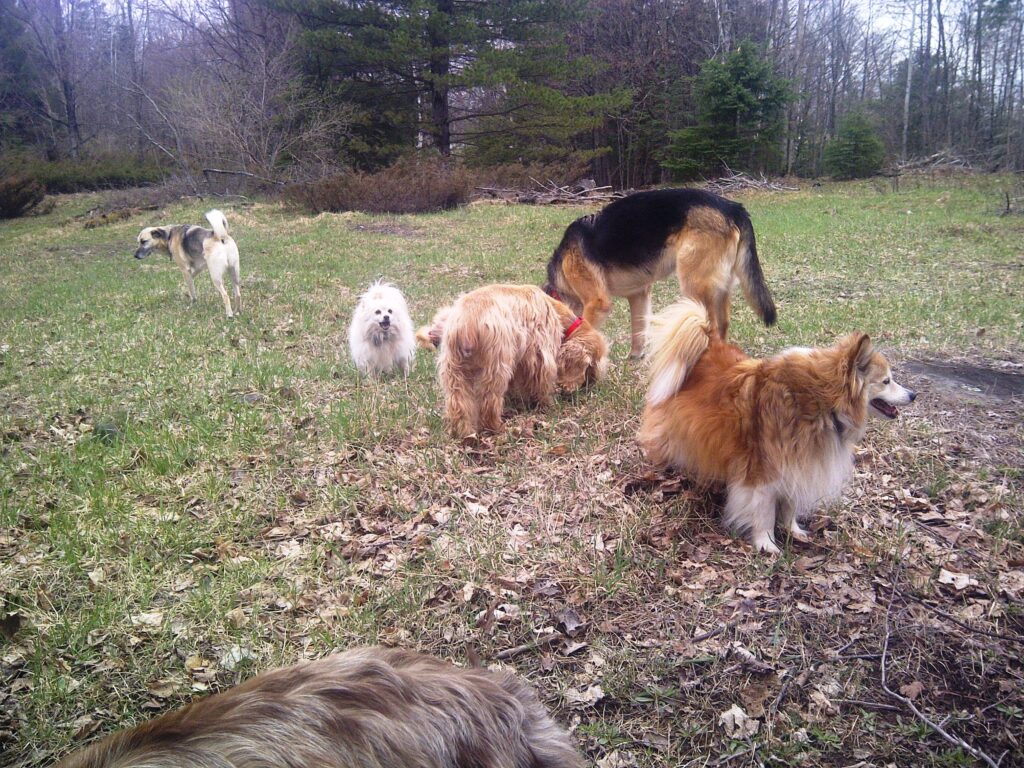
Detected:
[1,175,1023,767]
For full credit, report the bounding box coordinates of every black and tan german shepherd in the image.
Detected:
[543,188,776,357]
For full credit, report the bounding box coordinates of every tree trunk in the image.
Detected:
[936,0,951,147]
[51,0,83,157]
[921,0,932,151]
[902,0,916,162]
[428,0,452,156]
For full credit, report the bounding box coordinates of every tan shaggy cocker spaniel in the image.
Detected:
[420,284,609,439]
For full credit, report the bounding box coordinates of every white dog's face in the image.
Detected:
[349,282,416,377]
[356,284,409,339]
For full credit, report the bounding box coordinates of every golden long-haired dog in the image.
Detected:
[428,284,609,439]
[638,299,916,554]
[54,646,585,768]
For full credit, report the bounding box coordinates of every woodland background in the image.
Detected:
[1,0,1023,198]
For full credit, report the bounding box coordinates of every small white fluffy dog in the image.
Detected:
[349,281,416,376]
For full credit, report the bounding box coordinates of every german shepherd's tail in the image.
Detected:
[735,210,777,326]
[646,298,711,406]
[205,209,230,242]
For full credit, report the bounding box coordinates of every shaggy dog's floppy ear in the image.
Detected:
[556,328,608,392]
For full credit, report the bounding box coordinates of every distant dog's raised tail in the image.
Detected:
[205,209,230,241]
[646,299,711,406]
[736,210,776,327]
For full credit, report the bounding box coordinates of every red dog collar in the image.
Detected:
[564,316,583,340]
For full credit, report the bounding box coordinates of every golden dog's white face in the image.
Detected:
[864,356,916,419]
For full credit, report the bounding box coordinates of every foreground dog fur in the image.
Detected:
[349,281,416,376]
[54,646,585,768]
[434,284,609,438]
[638,299,916,554]
[134,209,241,318]
[544,188,776,356]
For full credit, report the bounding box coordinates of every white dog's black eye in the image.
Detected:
[375,309,381,315]
[883,377,890,385]
[387,309,392,314]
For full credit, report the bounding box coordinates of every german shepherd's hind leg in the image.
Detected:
[626,288,652,359]
[723,483,780,554]
[711,288,731,340]
[674,228,736,339]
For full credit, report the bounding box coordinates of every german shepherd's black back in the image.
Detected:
[546,188,775,327]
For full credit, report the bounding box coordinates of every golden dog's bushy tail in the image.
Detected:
[646,298,711,406]
[416,306,451,350]
[205,209,229,241]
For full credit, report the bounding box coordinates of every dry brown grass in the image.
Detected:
[1,177,1022,768]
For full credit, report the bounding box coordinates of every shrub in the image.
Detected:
[286,155,472,214]
[471,160,591,190]
[823,112,886,179]
[0,153,169,194]
[0,173,46,219]
[661,42,791,180]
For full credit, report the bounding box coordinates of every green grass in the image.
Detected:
[1,176,1022,767]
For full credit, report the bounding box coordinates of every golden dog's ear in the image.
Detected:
[840,332,873,396]
[849,332,873,373]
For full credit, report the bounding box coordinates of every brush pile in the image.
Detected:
[702,171,799,194]
[474,178,625,205]
[895,150,974,174]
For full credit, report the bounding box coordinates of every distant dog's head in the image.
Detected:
[556,320,609,392]
[134,227,170,259]
[353,281,411,341]
[838,333,917,422]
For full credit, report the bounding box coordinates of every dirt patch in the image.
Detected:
[348,221,422,238]
[902,359,1024,399]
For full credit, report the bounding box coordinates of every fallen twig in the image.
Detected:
[896,586,1024,646]
[835,698,902,713]
[202,168,285,187]
[494,632,562,660]
[881,578,1002,768]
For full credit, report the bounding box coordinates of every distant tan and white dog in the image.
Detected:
[54,646,585,768]
[639,299,916,554]
[427,284,609,439]
[349,281,416,376]
[134,209,241,318]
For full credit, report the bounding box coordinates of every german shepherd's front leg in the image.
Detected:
[626,288,652,359]
[561,250,611,329]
